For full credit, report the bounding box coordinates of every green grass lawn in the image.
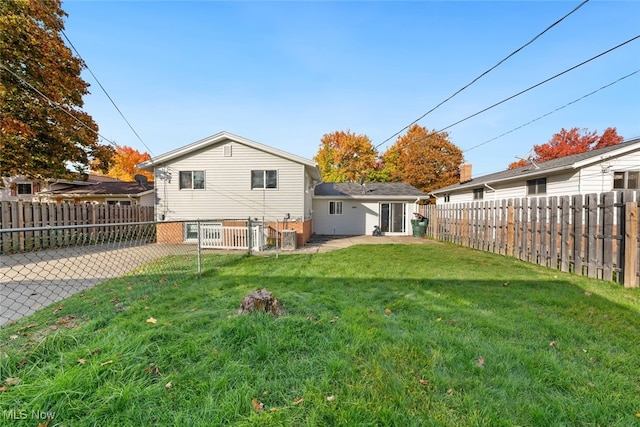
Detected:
[1,243,639,426]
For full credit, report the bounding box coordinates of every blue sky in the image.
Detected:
[62,0,640,177]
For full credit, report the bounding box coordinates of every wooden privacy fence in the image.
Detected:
[0,201,155,253]
[423,191,639,288]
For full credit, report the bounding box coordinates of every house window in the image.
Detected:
[443,194,450,203]
[526,178,547,195]
[107,200,131,206]
[251,170,277,189]
[613,171,639,190]
[329,201,343,215]
[184,223,199,241]
[17,183,32,195]
[179,171,205,189]
[473,188,483,200]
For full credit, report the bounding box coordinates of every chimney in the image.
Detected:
[459,163,472,183]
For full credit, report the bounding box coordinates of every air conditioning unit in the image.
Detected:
[281,230,297,251]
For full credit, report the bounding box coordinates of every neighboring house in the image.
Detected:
[38,180,155,206]
[313,182,428,236]
[136,131,322,246]
[0,174,144,204]
[431,137,640,203]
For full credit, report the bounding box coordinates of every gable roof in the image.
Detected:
[136,131,322,182]
[432,137,640,195]
[315,182,427,200]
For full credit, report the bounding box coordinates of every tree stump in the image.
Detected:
[238,288,283,316]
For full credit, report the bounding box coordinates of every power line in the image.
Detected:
[437,35,640,134]
[463,69,640,153]
[58,28,154,156]
[375,0,591,149]
[0,63,118,148]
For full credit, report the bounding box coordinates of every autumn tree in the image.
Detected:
[92,145,153,182]
[314,130,378,182]
[381,124,463,193]
[0,0,114,180]
[508,127,623,169]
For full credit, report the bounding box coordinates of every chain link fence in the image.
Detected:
[0,220,271,326]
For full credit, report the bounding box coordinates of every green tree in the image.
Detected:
[0,0,114,180]
[381,124,463,193]
[314,130,378,182]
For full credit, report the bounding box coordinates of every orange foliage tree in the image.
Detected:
[93,145,153,182]
[314,130,378,182]
[381,124,463,193]
[508,127,623,169]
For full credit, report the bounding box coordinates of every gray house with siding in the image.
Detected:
[431,137,640,203]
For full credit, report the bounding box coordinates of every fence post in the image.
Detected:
[196,219,202,277]
[247,217,252,256]
[507,199,516,256]
[623,202,638,288]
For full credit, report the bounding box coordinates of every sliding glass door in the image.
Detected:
[380,203,406,233]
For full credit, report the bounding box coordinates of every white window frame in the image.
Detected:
[179,171,205,190]
[17,183,32,195]
[251,170,278,189]
[329,201,343,215]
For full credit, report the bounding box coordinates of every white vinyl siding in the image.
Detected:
[313,199,418,236]
[155,140,309,221]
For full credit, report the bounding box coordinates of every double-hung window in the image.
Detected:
[17,183,32,195]
[251,170,277,189]
[329,201,343,215]
[613,171,639,190]
[179,171,205,189]
[473,188,483,200]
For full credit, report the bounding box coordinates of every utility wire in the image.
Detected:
[375,0,591,149]
[0,63,118,148]
[463,69,640,153]
[58,29,154,156]
[436,35,640,134]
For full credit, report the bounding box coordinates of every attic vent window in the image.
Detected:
[223,145,232,157]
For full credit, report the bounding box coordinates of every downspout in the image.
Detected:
[484,183,497,200]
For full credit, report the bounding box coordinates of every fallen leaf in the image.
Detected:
[77,358,87,365]
[584,291,592,297]
[635,412,640,418]
[435,317,442,322]
[252,397,264,412]
[146,317,157,324]
[369,309,375,313]
[165,382,172,389]
[5,377,20,386]
[91,348,101,356]
[0,386,6,393]
[477,356,485,368]
[549,341,557,347]
[384,308,392,315]
[37,418,53,427]
[293,397,304,405]
[100,360,113,367]
[127,286,133,291]
[502,281,510,287]
[330,316,339,323]
[587,382,595,388]
[447,388,454,395]
[9,335,18,340]
[326,395,335,402]
[270,407,279,412]
[418,379,430,386]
